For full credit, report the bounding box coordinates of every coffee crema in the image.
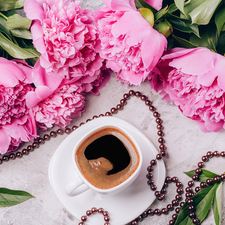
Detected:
[75,127,140,189]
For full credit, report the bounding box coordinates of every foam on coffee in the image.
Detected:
[75,127,140,189]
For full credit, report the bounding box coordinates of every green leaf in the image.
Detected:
[0,0,26,11]
[0,32,40,59]
[217,31,225,55]
[167,14,200,37]
[0,16,12,40]
[7,14,31,30]
[174,0,185,14]
[0,188,35,207]
[11,28,32,39]
[175,183,219,225]
[168,3,178,14]
[213,182,222,225]
[184,0,222,25]
[190,23,218,49]
[184,169,220,182]
[215,6,225,36]
[155,6,168,23]
[172,35,197,48]
[208,38,217,52]
[135,0,158,14]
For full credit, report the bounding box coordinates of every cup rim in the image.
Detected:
[71,123,143,194]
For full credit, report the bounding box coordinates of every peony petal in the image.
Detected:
[104,0,136,11]
[169,48,215,76]
[120,70,144,85]
[0,128,11,154]
[24,0,45,21]
[144,0,162,10]
[205,119,224,132]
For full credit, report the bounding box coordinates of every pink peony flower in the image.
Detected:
[24,0,105,82]
[144,0,163,10]
[149,47,225,132]
[0,58,37,154]
[94,0,167,85]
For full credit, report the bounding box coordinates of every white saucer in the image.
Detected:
[48,117,166,225]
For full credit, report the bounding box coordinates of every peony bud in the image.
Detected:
[154,21,173,38]
[139,8,154,27]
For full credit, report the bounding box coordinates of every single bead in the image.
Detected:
[128,90,135,96]
[169,220,175,225]
[99,114,104,117]
[192,174,199,181]
[180,202,185,207]
[221,174,225,180]
[195,186,201,192]
[176,182,182,187]
[22,149,29,155]
[200,182,206,188]
[176,194,182,201]
[187,199,193,205]
[188,180,194,187]
[147,180,154,186]
[50,131,57,137]
[167,204,174,211]
[157,194,165,200]
[146,173,153,179]
[86,210,92,216]
[116,104,123,110]
[27,145,34,151]
[79,122,85,126]
[206,151,213,158]
[81,216,87,222]
[104,222,110,225]
[86,119,92,123]
[149,106,156,112]
[104,216,110,222]
[140,95,147,101]
[157,124,163,130]
[155,191,161,197]
[185,192,193,198]
[32,142,39,149]
[147,209,154,216]
[150,159,157,166]
[159,144,165,150]
[150,184,157,191]
[105,112,111,116]
[189,212,196,218]
[220,151,225,157]
[188,205,194,211]
[65,128,71,134]
[161,208,168,214]
[38,138,45,144]
[155,118,162,124]
[195,168,202,175]
[78,222,84,225]
[43,134,50,140]
[91,207,97,213]
[161,150,166,157]
[120,99,127,105]
[135,91,141,97]
[213,151,220,157]
[202,155,208,162]
[136,215,142,222]
[16,152,23,158]
[145,100,152,106]
[213,176,221,183]
[147,166,153,172]
[158,137,164,143]
[154,209,161,215]
[172,200,178,206]
[172,177,178,183]
[186,187,193,193]
[161,188,166,194]
[156,154,162,160]
[163,182,168,189]
[103,211,109,216]
[9,153,16,160]
[198,162,204,168]
[123,93,130,99]
[92,115,98,119]
[72,126,78,131]
[192,218,200,224]
[110,108,117,114]
[131,221,137,225]
[153,112,160,118]
[172,214,177,219]
[157,130,164,136]
[177,187,183,194]
[2,155,9,161]
[98,208,104,214]
[141,211,148,218]
[57,129,64,135]
[175,207,181,213]
[165,176,172,183]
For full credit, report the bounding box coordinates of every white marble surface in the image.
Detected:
[1,1,225,224]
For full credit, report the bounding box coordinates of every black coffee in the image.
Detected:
[75,127,140,189]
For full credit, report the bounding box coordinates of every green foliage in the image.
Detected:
[0,188,35,207]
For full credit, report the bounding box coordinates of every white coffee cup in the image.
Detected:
[65,122,143,197]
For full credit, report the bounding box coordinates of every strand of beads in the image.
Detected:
[78,207,110,225]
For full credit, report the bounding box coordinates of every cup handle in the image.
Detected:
[65,176,89,197]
